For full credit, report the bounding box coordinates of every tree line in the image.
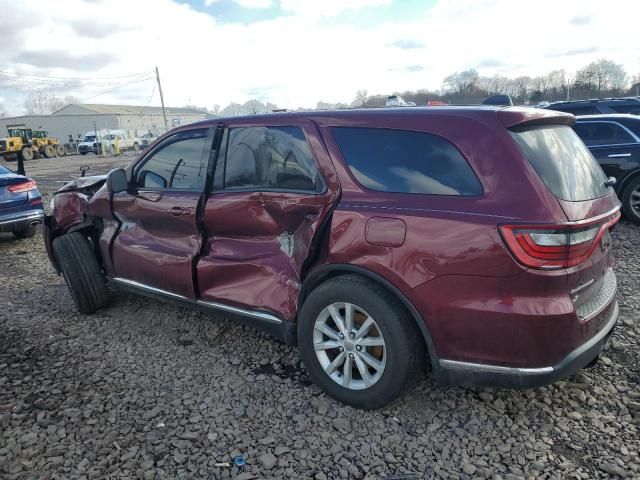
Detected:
[3,58,638,118]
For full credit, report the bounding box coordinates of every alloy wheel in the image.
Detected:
[313,302,386,390]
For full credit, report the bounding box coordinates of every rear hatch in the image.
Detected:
[0,171,31,210]
[507,122,620,321]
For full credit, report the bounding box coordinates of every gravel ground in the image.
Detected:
[0,166,639,479]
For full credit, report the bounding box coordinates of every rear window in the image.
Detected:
[510,125,610,201]
[331,127,483,196]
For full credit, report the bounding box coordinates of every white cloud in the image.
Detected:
[0,0,639,116]
[280,0,392,17]
[205,0,273,7]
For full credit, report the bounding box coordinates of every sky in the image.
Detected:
[0,0,639,115]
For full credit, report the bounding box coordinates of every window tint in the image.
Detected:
[610,105,640,114]
[224,126,323,192]
[510,125,610,201]
[572,122,636,146]
[553,106,600,115]
[331,127,483,196]
[136,129,208,190]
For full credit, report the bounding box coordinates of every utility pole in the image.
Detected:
[155,66,168,132]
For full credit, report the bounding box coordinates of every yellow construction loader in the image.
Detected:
[31,130,66,158]
[0,128,66,161]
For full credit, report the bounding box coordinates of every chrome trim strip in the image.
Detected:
[607,153,632,158]
[439,359,554,376]
[0,212,44,226]
[439,302,618,376]
[111,277,282,324]
[197,300,282,324]
[113,277,189,301]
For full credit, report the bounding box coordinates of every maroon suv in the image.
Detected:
[44,107,620,409]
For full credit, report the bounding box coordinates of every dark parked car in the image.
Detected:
[543,97,640,116]
[0,164,44,238]
[44,107,620,408]
[572,114,640,225]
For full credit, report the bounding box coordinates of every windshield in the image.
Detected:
[510,125,610,201]
[83,135,96,142]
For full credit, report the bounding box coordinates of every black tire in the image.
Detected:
[621,176,640,226]
[53,232,109,314]
[20,147,33,161]
[80,151,87,155]
[298,275,424,409]
[43,145,55,158]
[55,145,66,157]
[132,142,140,152]
[13,224,37,239]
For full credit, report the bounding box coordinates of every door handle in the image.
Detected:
[167,206,191,216]
[607,153,631,158]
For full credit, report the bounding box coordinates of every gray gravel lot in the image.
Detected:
[1,155,639,479]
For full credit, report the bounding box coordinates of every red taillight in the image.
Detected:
[499,211,621,269]
[8,180,37,193]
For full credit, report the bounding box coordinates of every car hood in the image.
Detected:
[57,175,107,193]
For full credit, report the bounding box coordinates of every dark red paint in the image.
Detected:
[46,106,620,375]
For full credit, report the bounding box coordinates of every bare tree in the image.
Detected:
[351,89,368,107]
[512,76,531,102]
[24,91,79,114]
[443,69,479,95]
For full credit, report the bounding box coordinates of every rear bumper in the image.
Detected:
[0,209,44,233]
[436,301,618,388]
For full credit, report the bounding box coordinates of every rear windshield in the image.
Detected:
[510,125,610,201]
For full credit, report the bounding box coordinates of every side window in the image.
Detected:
[573,123,635,147]
[331,127,483,196]
[224,126,323,192]
[136,129,208,190]
[555,106,600,115]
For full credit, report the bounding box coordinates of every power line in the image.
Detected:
[0,69,154,81]
[81,77,156,102]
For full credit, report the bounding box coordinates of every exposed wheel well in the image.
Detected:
[618,169,640,195]
[299,264,438,372]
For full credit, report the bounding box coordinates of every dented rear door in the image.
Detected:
[197,120,339,320]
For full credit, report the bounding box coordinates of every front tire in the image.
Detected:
[20,147,33,161]
[621,176,640,225]
[132,142,140,152]
[43,145,55,158]
[13,224,37,239]
[298,275,424,409]
[53,232,110,314]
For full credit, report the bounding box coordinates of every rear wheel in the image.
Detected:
[43,145,55,158]
[53,232,110,314]
[55,145,66,156]
[132,142,140,152]
[20,147,33,161]
[621,176,640,225]
[298,275,424,409]
[13,224,37,239]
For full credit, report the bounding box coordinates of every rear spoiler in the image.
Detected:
[497,107,575,129]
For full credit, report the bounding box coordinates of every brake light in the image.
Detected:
[8,180,37,193]
[500,211,621,269]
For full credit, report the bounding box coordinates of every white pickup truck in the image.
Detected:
[77,130,142,155]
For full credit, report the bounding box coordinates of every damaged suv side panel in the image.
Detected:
[196,120,340,321]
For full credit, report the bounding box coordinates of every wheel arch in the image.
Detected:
[299,264,439,372]
[617,168,640,194]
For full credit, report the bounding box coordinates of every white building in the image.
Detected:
[0,103,209,147]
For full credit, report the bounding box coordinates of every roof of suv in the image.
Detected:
[575,113,640,121]
[547,97,640,107]
[189,106,573,129]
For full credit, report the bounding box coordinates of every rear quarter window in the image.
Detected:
[510,125,610,201]
[331,127,483,196]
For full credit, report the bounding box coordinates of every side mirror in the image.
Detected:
[80,165,90,177]
[106,168,129,194]
[605,177,617,188]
